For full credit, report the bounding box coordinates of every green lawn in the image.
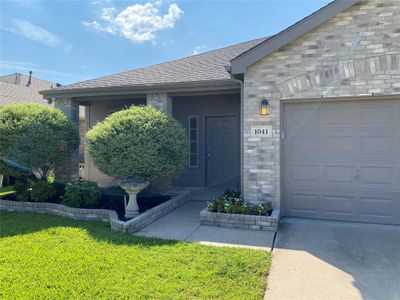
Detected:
[0,211,271,299]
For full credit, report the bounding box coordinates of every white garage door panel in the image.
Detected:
[359,191,399,224]
[283,99,400,225]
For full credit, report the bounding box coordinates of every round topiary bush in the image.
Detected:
[86,105,188,188]
[0,103,79,179]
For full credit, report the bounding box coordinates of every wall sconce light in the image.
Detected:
[260,99,271,116]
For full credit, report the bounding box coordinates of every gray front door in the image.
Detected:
[206,116,239,187]
[283,99,400,225]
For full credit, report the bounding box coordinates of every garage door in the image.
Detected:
[283,99,400,225]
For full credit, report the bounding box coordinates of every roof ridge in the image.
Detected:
[0,72,57,85]
[0,72,19,77]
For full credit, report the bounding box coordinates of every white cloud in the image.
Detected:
[2,18,72,53]
[193,45,206,55]
[83,2,183,43]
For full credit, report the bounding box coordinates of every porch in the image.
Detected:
[56,88,242,192]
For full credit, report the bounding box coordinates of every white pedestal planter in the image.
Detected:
[119,181,149,219]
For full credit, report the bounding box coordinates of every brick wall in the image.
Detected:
[200,208,279,231]
[242,0,400,208]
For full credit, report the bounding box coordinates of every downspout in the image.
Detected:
[230,74,245,195]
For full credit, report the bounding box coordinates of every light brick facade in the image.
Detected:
[242,0,400,208]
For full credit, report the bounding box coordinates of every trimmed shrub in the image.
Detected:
[14,180,30,202]
[62,180,101,208]
[53,179,67,200]
[0,103,79,179]
[86,105,188,188]
[30,181,57,202]
[207,190,273,216]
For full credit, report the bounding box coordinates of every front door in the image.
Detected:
[206,116,239,187]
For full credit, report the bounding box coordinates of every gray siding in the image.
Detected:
[173,93,240,187]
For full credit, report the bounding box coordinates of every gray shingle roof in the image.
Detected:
[0,73,56,106]
[45,37,267,93]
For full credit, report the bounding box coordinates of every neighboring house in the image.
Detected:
[0,72,57,107]
[0,72,86,173]
[41,0,400,225]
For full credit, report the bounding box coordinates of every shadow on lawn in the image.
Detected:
[0,210,179,248]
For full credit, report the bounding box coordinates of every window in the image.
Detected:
[188,116,198,167]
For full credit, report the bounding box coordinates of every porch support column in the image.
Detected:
[145,92,173,193]
[146,92,172,114]
[55,98,80,182]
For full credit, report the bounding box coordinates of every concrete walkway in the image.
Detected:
[135,201,275,250]
[265,218,400,300]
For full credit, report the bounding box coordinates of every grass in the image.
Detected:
[0,211,271,299]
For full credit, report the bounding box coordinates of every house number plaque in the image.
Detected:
[250,126,273,137]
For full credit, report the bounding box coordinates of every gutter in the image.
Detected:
[40,80,240,99]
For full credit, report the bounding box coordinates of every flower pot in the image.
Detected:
[119,180,149,219]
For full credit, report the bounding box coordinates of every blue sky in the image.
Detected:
[1,0,331,85]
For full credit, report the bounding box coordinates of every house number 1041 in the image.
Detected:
[250,126,273,137]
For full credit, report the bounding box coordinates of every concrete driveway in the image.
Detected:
[265,218,400,300]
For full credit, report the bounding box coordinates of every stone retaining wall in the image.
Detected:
[0,191,191,234]
[200,208,279,232]
[0,199,116,222]
[110,192,190,233]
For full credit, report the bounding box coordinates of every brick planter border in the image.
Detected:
[0,191,191,234]
[200,208,279,231]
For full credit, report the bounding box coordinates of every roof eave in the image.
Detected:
[40,79,240,99]
[230,0,361,75]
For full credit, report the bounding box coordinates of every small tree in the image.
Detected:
[0,103,79,180]
[86,105,188,189]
